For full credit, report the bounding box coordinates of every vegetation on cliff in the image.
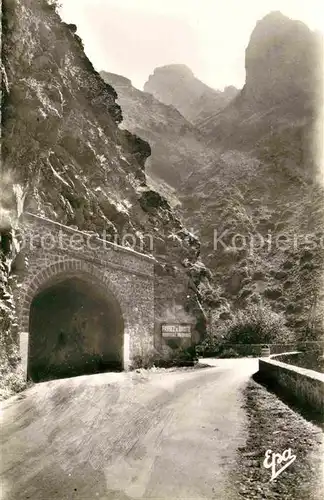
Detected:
[99,13,324,349]
[1,0,211,392]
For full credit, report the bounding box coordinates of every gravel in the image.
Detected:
[232,379,323,499]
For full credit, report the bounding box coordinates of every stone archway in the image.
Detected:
[28,274,124,381]
[18,260,128,381]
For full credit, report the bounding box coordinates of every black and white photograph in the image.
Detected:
[0,0,323,498]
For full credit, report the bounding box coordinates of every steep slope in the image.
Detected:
[198,11,322,147]
[100,71,215,192]
[179,12,324,340]
[1,0,211,387]
[144,64,238,126]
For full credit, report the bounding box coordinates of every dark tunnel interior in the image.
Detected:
[28,276,124,381]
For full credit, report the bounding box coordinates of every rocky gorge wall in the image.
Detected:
[0,0,211,391]
[177,13,324,342]
[98,12,324,344]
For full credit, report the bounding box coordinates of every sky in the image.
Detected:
[59,0,323,91]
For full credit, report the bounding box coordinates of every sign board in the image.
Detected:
[161,323,192,338]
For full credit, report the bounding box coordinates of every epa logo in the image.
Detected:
[263,448,296,481]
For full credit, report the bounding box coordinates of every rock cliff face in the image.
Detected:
[100,70,215,192]
[0,185,23,399]
[178,13,324,339]
[144,64,238,126]
[1,0,210,387]
[197,11,322,146]
[244,11,320,107]
[98,13,323,342]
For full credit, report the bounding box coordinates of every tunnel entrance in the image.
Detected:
[28,275,124,382]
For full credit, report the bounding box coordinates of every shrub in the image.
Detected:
[197,304,294,357]
[196,336,222,357]
[45,0,62,11]
[0,343,26,400]
[217,348,239,358]
[131,346,198,369]
[0,364,26,400]
[217,304,293,345]
[131,352,157,369]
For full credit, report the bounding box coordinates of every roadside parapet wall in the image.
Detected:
[258,353,324,415]
[199,341,324,358]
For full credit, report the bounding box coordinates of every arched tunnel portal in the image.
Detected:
[28,274,124,382]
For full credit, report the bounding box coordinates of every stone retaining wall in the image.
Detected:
[258,353,324,415]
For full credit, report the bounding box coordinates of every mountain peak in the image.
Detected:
[257,10,290,22]
[244,10,319,107]
[144,65,238,124]
[251,10,313,40]
[100,71,132,88]
[149,64,195,79]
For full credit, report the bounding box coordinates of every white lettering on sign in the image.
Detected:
[161,324,191,338]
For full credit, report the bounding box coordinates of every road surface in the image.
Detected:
[1,358,259,499]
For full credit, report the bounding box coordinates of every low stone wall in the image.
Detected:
[258,353,324,415]
[200,342,324,358]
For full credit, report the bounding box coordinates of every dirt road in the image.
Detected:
[1,358,322,499]
[1,359,257,499]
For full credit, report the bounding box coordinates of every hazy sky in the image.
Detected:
[59,0,323,91]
